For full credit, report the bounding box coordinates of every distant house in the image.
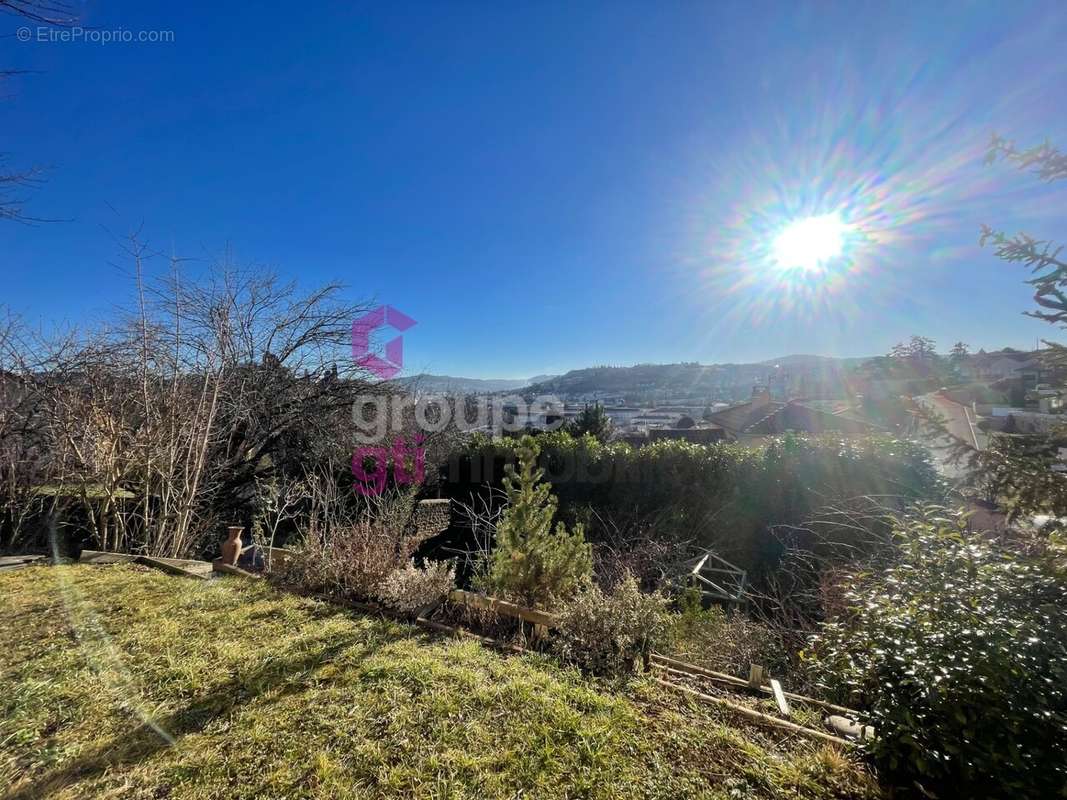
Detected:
[618,423,726,447]
[960,350,1040,383]
[629,410,683,431]
[1034,386,1066,414]
[602,406,644,428]
[707,389,878,445]
[502,400,565,430]
[647,426,726,445]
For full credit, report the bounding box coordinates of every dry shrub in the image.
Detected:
[669,590,789,678]
[277,518,401,599]
[582,506,694,591]
[592,535,683,591]
[376,559,455,616]
[271,489,453,610]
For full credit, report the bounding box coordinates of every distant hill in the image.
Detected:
[400,374,557,393]
[525,364,730,396]
[759,354,869,368]
[523,357,867,399]
[401,357,873,399]
[525,374,557,386]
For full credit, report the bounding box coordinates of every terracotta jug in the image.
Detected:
[221,526,243,565]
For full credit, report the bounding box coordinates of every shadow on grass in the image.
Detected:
[4,621,409,800]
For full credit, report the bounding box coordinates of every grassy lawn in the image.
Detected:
[1,565,877,799]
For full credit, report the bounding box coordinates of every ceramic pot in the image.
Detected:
[221,526,243,565]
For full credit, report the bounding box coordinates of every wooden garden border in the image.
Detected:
[446,589,560,639]
[211,560,261,579]
[79,550,212,580]
[415,602,529,656]
[135,555,210,580]
[447,589,558,627]
[649,653,860,717]
[653,678,852,747]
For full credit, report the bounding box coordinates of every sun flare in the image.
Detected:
[772,213,848,271]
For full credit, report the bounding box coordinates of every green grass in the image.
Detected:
[0,565,878,799]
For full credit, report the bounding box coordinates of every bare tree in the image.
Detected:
[1,1,77,221]
[0,311,49,548]
[252,473,309,564]
[8,231,379,557]
[0,154,46,223]
[0,1,77,24]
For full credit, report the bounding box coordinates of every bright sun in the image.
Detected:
[772,213,848,271]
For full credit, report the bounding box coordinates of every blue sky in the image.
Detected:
[3,1,1067,378]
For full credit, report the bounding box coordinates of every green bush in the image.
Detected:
[804,510,1067,798]
[554,572,672,676]
[478,435,592,609]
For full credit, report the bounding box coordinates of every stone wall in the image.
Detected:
[413,498,451,542]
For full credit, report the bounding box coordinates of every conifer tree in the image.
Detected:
[567,403,613,443]
[940,136,1067,519]
[481,435,592,608]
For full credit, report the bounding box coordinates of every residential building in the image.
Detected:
[707,388,878,445]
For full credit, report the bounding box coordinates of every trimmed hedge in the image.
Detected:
[446,431,941,578]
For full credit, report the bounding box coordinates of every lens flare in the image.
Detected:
[772,213,848,271]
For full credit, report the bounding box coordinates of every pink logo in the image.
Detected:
[352,436,426,496]
[351,305,417,380]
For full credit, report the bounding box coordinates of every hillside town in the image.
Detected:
[472,346,1067,471]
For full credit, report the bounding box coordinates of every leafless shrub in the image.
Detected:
[741,495,905,630]
[274,488,423,603]
[251,473,310,560]
[584,506,693,590]
[276,519,400,599]
[450,486,506,574]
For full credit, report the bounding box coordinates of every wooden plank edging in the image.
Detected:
[79,550,138,564]
[212,559,261,579]
[134,555,210,580]
[81,551,213,577]
[448,589,559,628]
[415,613,528,655]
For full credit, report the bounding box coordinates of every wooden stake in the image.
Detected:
[655,678,852,747]
[748,663,766,688]
[770,679,791,716]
